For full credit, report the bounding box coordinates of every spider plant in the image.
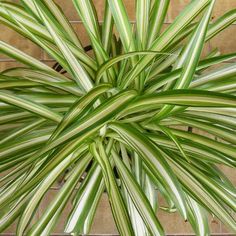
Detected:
[0,0,236,235]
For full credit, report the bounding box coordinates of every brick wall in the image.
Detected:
[0,0,236,235]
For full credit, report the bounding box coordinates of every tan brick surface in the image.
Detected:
[0,25,42,60]
[167,0,190,23]
[54,0,80,21]
[90,194,118,234]
[212,0,236,19]
[210,25,236,54]
[38,189,73,233]
[0,61,22,72]
[1,1,236,235]
[167,0,236,24]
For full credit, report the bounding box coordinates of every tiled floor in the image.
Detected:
[0,0,236,235]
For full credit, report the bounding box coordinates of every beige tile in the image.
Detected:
[41,49,53,61]
[158,195,221,234]
[92,0,105,21]
[161,23,170,33]
[71,23,91,47]
[219,165,236,186]
[90,194,118,234]
[0,24,42,59]
[36,188,226,235]
[2,220,17,234]
[157,195,193,234]
[203,62,230,75]
[38,189,71,233]
[158,210,194,234]
[43,60,71,78]
[210,24,236,54]
[0,185,229,236]
[166,0,233,24]
[38,190,118,235]
[170,125,188,131]
[192,128,216,139]
[209,215,221,234]
[212,0,236,19]
[201,42,211,58]
[42,60,57,69]
[0,61,22,72]
[221,223,236,234]
[120,0,136,21]
[167,0,191,23]
[54,0,80,21]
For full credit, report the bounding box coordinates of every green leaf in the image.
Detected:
[120,0,212,88]
[90,141,135,236]
[17,152,87,235]
[102,1,114,53]
[0,91,62,122]
[147,0,170,47]
[146,132,234,166]
[22,0,83,48]
[0,40,57,75]
[107,0,136,53]
[65,162,104,234]
[32,0,93,92]
[166,152,236,232]
[186,195,210,236]
[136,0,150,49]
[125,90,236,116]
[172,116,236,144]
[112,149,164,236]
[1,0,236,234]
[96,51,173,84]
[48,83,112,142]
[154,0,215,120]
[44,90,137,153]
[26,154,91,236]
[192,62,236,88]
[147,52,236,92]
[157,124,190,163]
[144,124,236,162]
[109,122,187,219]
